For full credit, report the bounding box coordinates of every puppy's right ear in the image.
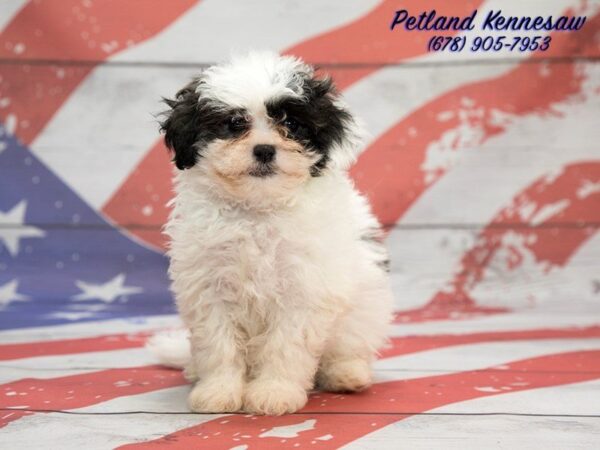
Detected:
[160,79,201,170]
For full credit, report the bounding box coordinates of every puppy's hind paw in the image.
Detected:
[182,363,198,382]
[243,379,307,415]
[317,358,372,392]
[188,378,243,413]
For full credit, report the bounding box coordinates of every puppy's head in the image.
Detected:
[160,52,360,205]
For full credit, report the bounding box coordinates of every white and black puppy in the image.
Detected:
[149,51,394,416]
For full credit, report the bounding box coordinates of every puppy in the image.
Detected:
[148,51,394,415]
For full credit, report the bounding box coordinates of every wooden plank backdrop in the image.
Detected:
[0,0,599,448]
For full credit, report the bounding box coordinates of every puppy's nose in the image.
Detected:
[253,144,276,164]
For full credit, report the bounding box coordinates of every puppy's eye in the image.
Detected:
[228,116,248,132]
[283,117,300,133]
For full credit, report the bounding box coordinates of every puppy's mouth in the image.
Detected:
[248,164,276,178]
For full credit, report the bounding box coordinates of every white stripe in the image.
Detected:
[471,232,600,311]
[0,314,180,344]
[0,347,156,383]
[439,378,600,416]
[111,0,379,64]
[342,380,600,450]
[0,0,27,32]
[29,0,378,210]
[374,338,600,376]
[391,308,600,338]
[346,62,514,150]
[2,408,219,450]
[387,64,600,310]
[77,385,191,413]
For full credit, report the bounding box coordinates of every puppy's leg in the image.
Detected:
[243,312,329,415]
[186,304,245,413]
[316,319,374,393]
[318,278,393,392]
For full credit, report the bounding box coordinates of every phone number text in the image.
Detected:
[428,35,551,52]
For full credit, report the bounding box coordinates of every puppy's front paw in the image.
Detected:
[317,358,372,392]
[188,377,243,413]
[244,379,307,415]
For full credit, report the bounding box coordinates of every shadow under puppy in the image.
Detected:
[148,51,394,415]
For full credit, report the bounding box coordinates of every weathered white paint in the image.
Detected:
[391,306,600,338]
[0,347,157,383]
[0,0,27,33]
[0,314,180,343]
[342,381,600,450]
[387,66,600,310]
[471,233,600,311]
[374,338,600,374]
[2,410,216,450]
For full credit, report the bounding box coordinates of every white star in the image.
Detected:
[48,311,97,321]
[0,279,28,309]
[72,273,143,303]
[0,201,45,257]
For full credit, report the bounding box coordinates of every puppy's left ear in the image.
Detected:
[160,79,202,170]
[304,74,364,171]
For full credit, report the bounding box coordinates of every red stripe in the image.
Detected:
[117,349,600,449]
[100,0,487,249]
[0,0,198,144]
[0,332,151,361]
[0,365,185,428]
[350,12,600,228]
[395,161,600,323]
[380,326,600,358]
[102,140,173,250]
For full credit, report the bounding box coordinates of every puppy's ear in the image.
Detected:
[303,73,363,172]
[160,79,202,170]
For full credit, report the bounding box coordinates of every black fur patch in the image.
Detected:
[376,258,391,272]
[361,227,390,272]
[266,74,353,176]
[160,79,249,170]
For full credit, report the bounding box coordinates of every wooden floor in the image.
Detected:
[2,307,600,449]
[1,0,599,448]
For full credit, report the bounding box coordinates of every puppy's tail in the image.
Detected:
[146,329,191,369]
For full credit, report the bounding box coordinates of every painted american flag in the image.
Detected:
[1,0,599,448]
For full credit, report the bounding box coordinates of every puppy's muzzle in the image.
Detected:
[249,144,277,177]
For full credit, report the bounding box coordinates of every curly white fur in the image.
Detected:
[149,52,394,415]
